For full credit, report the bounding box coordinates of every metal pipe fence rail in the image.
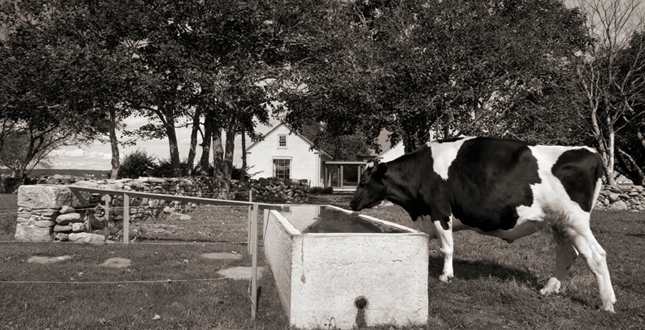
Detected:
[66,185,286,320]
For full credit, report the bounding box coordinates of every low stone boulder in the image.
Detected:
[14,224,52,242]
[53,224,73,232]
[55,212,82,225]
[18,185,72,209]
[68,232,105,243]
[608,200,629,211]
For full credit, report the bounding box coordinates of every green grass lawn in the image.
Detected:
[1,193,644,329]
[0,193,17,241]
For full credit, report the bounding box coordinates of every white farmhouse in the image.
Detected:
[247,123,403,189]
[246,123,333,187]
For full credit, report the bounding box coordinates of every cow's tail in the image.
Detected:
[590,151,605,212]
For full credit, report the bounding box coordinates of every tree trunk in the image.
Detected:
[163,105,182,177]
[186,107,202,176]
[212,127,224,179]
[199,110,213,176]
[617,148,645,185]
[108,107,120,179]
[402,132,417,153]
[16,168,28,185]
[605,117,616,185]
[224,125,235,183]
[240,125,247,183]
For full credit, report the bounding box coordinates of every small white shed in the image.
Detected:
[379,142,405,163]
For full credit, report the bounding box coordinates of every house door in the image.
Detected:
[328,164,341,188]
[326,163,363,189]
[342,164,360,188]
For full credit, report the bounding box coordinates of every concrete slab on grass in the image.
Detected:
[27,255,73,264]
[100,257,132,268]
[200,252,243,260]
[217,266,265,280]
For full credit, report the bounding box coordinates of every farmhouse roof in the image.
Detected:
[246,123,333,159]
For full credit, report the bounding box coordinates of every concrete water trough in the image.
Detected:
[263,204,429,329]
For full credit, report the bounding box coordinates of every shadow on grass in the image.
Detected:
[428,255,541,289]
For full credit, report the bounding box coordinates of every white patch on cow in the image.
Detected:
[428,137,475,180]
[516,146,584,220]
[590,178,603,210]
[480,145,598,242]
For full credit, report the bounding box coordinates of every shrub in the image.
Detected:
[232,166,251,182]
[118,150,158,179]
[153,159,193,177]
[310,186,334,194]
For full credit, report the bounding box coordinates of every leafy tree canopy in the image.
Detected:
[277,0,591,152]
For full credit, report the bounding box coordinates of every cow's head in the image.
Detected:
[349,160,389,211]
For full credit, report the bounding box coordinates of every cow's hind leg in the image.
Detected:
[566,214,616,312]
[540,228,578,296]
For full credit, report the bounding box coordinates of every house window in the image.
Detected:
[278,135,287,148]
[273,159,291,180]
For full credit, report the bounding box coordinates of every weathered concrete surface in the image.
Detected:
[264,206,429,329]
[217,266,266,280]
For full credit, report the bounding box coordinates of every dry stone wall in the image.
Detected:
[595,185,645,212]
[16,185,105,243]
[15,176,312,242]
[17,178,640,242]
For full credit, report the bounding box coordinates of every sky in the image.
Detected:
[50,116,277,170]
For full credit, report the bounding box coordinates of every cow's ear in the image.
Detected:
[377,163,387,175]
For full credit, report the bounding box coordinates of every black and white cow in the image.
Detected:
[349,137,616,312]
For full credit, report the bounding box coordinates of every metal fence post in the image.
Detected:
[247,189,253,254]
[123,193,130,244]
[104,194,111,241]
[251,202,258,319]
[263,208,269,240]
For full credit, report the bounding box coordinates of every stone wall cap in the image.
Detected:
[137,177,168,183]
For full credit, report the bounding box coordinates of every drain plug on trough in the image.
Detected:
[354,296,368,310]
[354,296,369,328]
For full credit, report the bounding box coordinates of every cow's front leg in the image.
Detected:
[432,216,454,283]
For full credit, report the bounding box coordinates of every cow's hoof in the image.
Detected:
[438,274,453,283]
[601,303,615,313]
[601,296,617,313]
[539,277,560,295]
